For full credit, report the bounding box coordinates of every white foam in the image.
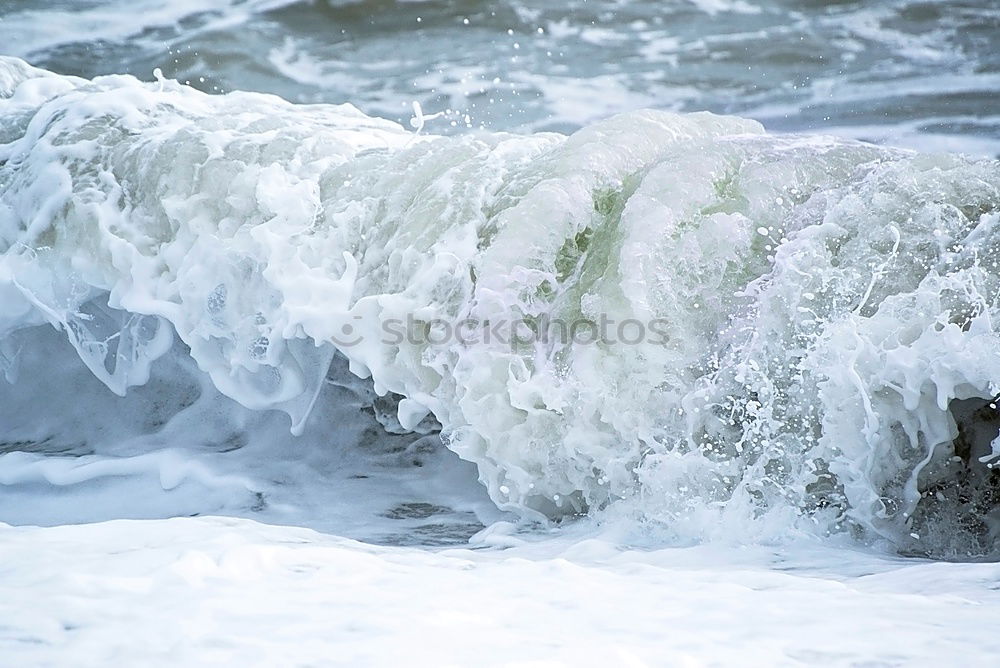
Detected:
[3,515,1000,665]
[3,58,1000,556]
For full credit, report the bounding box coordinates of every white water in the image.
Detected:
[4,55,1000,664]
[3,57,1000,558]
[6,515,1000,666]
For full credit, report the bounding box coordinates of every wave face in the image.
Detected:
[3,58,1000,557]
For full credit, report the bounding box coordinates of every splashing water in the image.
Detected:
[3,57,1000,560]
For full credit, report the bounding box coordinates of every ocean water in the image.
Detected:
[3,1,1000,665]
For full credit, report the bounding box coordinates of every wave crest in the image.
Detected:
[4,58,1000,556]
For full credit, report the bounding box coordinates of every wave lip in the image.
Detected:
[3,58,1000,557]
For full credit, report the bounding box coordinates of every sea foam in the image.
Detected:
[3,57,1000,557]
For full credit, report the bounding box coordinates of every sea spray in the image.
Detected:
[3,57,1000,557]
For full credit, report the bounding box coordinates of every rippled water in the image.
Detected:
[4,0,999,154]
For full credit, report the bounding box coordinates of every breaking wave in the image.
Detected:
[3,57,1000,558]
